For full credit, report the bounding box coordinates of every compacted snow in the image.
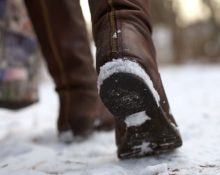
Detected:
[98,59,160,105]
[0,65,220,175]
[125,111,151,127]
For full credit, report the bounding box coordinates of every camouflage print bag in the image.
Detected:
[0,0,39,110]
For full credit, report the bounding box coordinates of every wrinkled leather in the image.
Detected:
[89,0,178,145]
[25,0,114,135]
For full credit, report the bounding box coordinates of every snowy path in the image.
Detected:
[0,65,220,175]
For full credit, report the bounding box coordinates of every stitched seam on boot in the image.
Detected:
[117,13,122,56]
[40,0,70,129]
[108,0,118,53]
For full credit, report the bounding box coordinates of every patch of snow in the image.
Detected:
[59,131,74,143]
[169,107,172,115]
[133,142,153,155]
[112,33,117,39]
[112,30,121,39]
[0,65,220,174]
[98,59,160,106]
[93,119,101,127]
[139,163,168,175]
[125,111,151,127]
[171,122,179,132]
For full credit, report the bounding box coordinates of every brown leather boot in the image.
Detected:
[25,0,114,140]
[89,0,182,159]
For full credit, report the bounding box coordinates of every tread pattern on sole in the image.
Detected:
[100,72,182,159]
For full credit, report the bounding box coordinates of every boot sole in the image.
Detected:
[100,72,182,159]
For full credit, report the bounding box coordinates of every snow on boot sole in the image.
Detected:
[100,72,182,159]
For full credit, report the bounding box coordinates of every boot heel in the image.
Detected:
[99,71,182,159]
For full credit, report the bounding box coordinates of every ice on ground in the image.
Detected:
[97,59,160,106]
[125,111,151,127]
[0,65,220,175]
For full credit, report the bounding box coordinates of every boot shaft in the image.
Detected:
[25,0,100,134]
[25,0,97,91]
[89,0,174,121]
[89,0,155,71]
[25,0,115,135]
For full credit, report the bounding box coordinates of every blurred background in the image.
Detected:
[80,0,220,64]
[1,0,220,66]
[151,0,220,64]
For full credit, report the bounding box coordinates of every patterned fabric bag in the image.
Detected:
[0,0,39,110]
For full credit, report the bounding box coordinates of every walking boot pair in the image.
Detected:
[25,0,114,141]
[26,0,182,159]
[89,0,182,159]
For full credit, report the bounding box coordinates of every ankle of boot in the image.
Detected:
[57,90,99,136]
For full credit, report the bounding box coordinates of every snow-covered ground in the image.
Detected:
[0,65,220,175]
